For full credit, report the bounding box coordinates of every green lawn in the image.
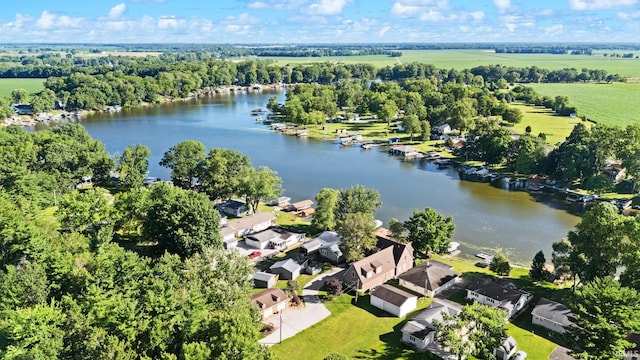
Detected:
[271,294,436,360]
[265,50,640,78]
[507,102,585,146]
[0,78,45,98]
[529,82,640,127]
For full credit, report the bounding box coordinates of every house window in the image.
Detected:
[409,336,416,341]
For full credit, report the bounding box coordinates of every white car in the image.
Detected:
[512,351,527,360]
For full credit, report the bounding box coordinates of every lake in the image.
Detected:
[77,89,580,263]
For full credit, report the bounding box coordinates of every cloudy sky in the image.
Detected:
[1,0,639,43]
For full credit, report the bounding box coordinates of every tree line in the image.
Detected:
[0,124,281,359]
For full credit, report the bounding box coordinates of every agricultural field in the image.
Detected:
[508,102,586,146]
[0,78,45,98]
[264,50,640,78]
[529,83,640,127]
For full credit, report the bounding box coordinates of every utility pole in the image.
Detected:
[279,312,283,343]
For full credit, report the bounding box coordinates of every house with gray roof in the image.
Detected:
[219,212,276,245]
[466,278,533,320]
[244,227,305,250]
[302,231,344,264]
[398,261,460,297]
[531,298,574,334]
[401,300,460,358]
[253,271,277,289]
[370,284,417,317]
[269,258,302,280]
[494,336,517,360]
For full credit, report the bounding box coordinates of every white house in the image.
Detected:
[398,261,460,297]
[531,298,574,334]
[370,284,417,317]
[401,300,460,357]
[244,227,305,250]
[494,336,517,360]
[466,278,533,320]
[219,212,276,243]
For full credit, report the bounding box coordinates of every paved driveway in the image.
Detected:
[259,267,343,346]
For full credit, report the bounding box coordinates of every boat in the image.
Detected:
[250,107,268,116]
[565,190,598,203]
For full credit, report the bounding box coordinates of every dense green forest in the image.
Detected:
[0,124,276,359]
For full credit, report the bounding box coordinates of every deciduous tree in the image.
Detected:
[337,212,377,262]
[159,140,206,189]
[404,207,455,255]
[490,252,511,276]
[312,188,339,231]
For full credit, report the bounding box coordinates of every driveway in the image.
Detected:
[259,267,342,346]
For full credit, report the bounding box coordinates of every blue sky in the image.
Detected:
[1,0,639,43]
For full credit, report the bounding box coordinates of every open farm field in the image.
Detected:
[529,83,640,127]
[265,50,640,78]
[0,78,45,98]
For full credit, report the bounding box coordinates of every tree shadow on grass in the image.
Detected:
[353,320,438,360]
[351,295,397,318]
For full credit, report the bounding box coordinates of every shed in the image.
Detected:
[370,284,418,317]
[290,199,313,212]
[253,271,277,289]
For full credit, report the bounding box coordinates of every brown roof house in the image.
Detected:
[342,230,414,292]
[398,260,460,297]
[250,288,289,320]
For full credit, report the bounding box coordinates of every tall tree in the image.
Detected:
[159,140,206,189]
[404,207,455,255]
[336,185,381,223]
[420,120,431,141]
[142,183,222,257]
[402,114,421,141]
[312,188,339,231]
[337,212,377,262]
[490,252,511,276]
[198,148,252,201]
[568,277,640,360]
[529,250,548,281]
[567,202,627,284]
[240,166,283,214]
[115,144,151,190]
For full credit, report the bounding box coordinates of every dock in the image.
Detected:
[389,145,422,158]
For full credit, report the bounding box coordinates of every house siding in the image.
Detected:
[532,314,566,333]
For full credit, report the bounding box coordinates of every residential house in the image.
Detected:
[604,161,626,183]
[342,230,414,291]
[253,271,277,289]
[11,104,33,115]
[301,231,344,264]
[370,284,418,317]
[398,261,460,297]
[531,298,574,334]
[221,227,238,249]
[220,199,248,217]
[319,243,344,264]
[494,336,517,360]
[267,196,291,207]
[219,212,276,243]
[401,300,460,358]
[244,227,305,250]
[269,258,302,280]
[250,288,289,319]
[432,123,451,135]
[466,278,533,320]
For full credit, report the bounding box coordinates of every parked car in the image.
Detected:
[512,351,527,360]
[248,251,262,259]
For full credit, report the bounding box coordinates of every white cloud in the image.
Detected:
[308,0,350,15]
[618,11,640,19]
[468,11,485,21]
[569,0,636,10]
[4,13,32,30]
[35,11,56,29]
[378,25,390,36]
[493,0,511,12]
[391,3,420,16]
[248,1,268,9]
[109,3,126,19]
[158,16,182,29]
[545,24,564,34]
[536,9,554,16]
[419,10,451,21]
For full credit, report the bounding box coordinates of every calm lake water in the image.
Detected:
[76,90,580,263]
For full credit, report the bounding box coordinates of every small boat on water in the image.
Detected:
[250,107,268,116]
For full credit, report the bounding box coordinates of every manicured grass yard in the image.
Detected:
[507,102,585,146]
[272,294,436,360]
[0,78,45,98]
[529,82,640,127]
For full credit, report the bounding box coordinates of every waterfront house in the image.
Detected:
[253,271,277,289]
[398,261,460,297]
[267,196,291,208]
[531,298,574,334]
[244,227,305,250]
[432,123,451,135]
[401,300,460,357]
[466,278,533,320]
[219,212,276,243]
[11,103,33,115]
[221,199,248,217]
[269,258,302,280]
[251,288,289,320]
[370,284,418,317]
[343,230,414,292]
[290,199,313,212]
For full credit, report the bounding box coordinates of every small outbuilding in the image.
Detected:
[253,271,277,289]
[370,284,418,317]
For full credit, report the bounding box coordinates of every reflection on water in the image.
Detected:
[77,90,580,263]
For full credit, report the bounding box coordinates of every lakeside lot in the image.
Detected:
[529,82,640,127]
[0,78,45,98]
[271,254,565,360]
[264,49,640,78]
